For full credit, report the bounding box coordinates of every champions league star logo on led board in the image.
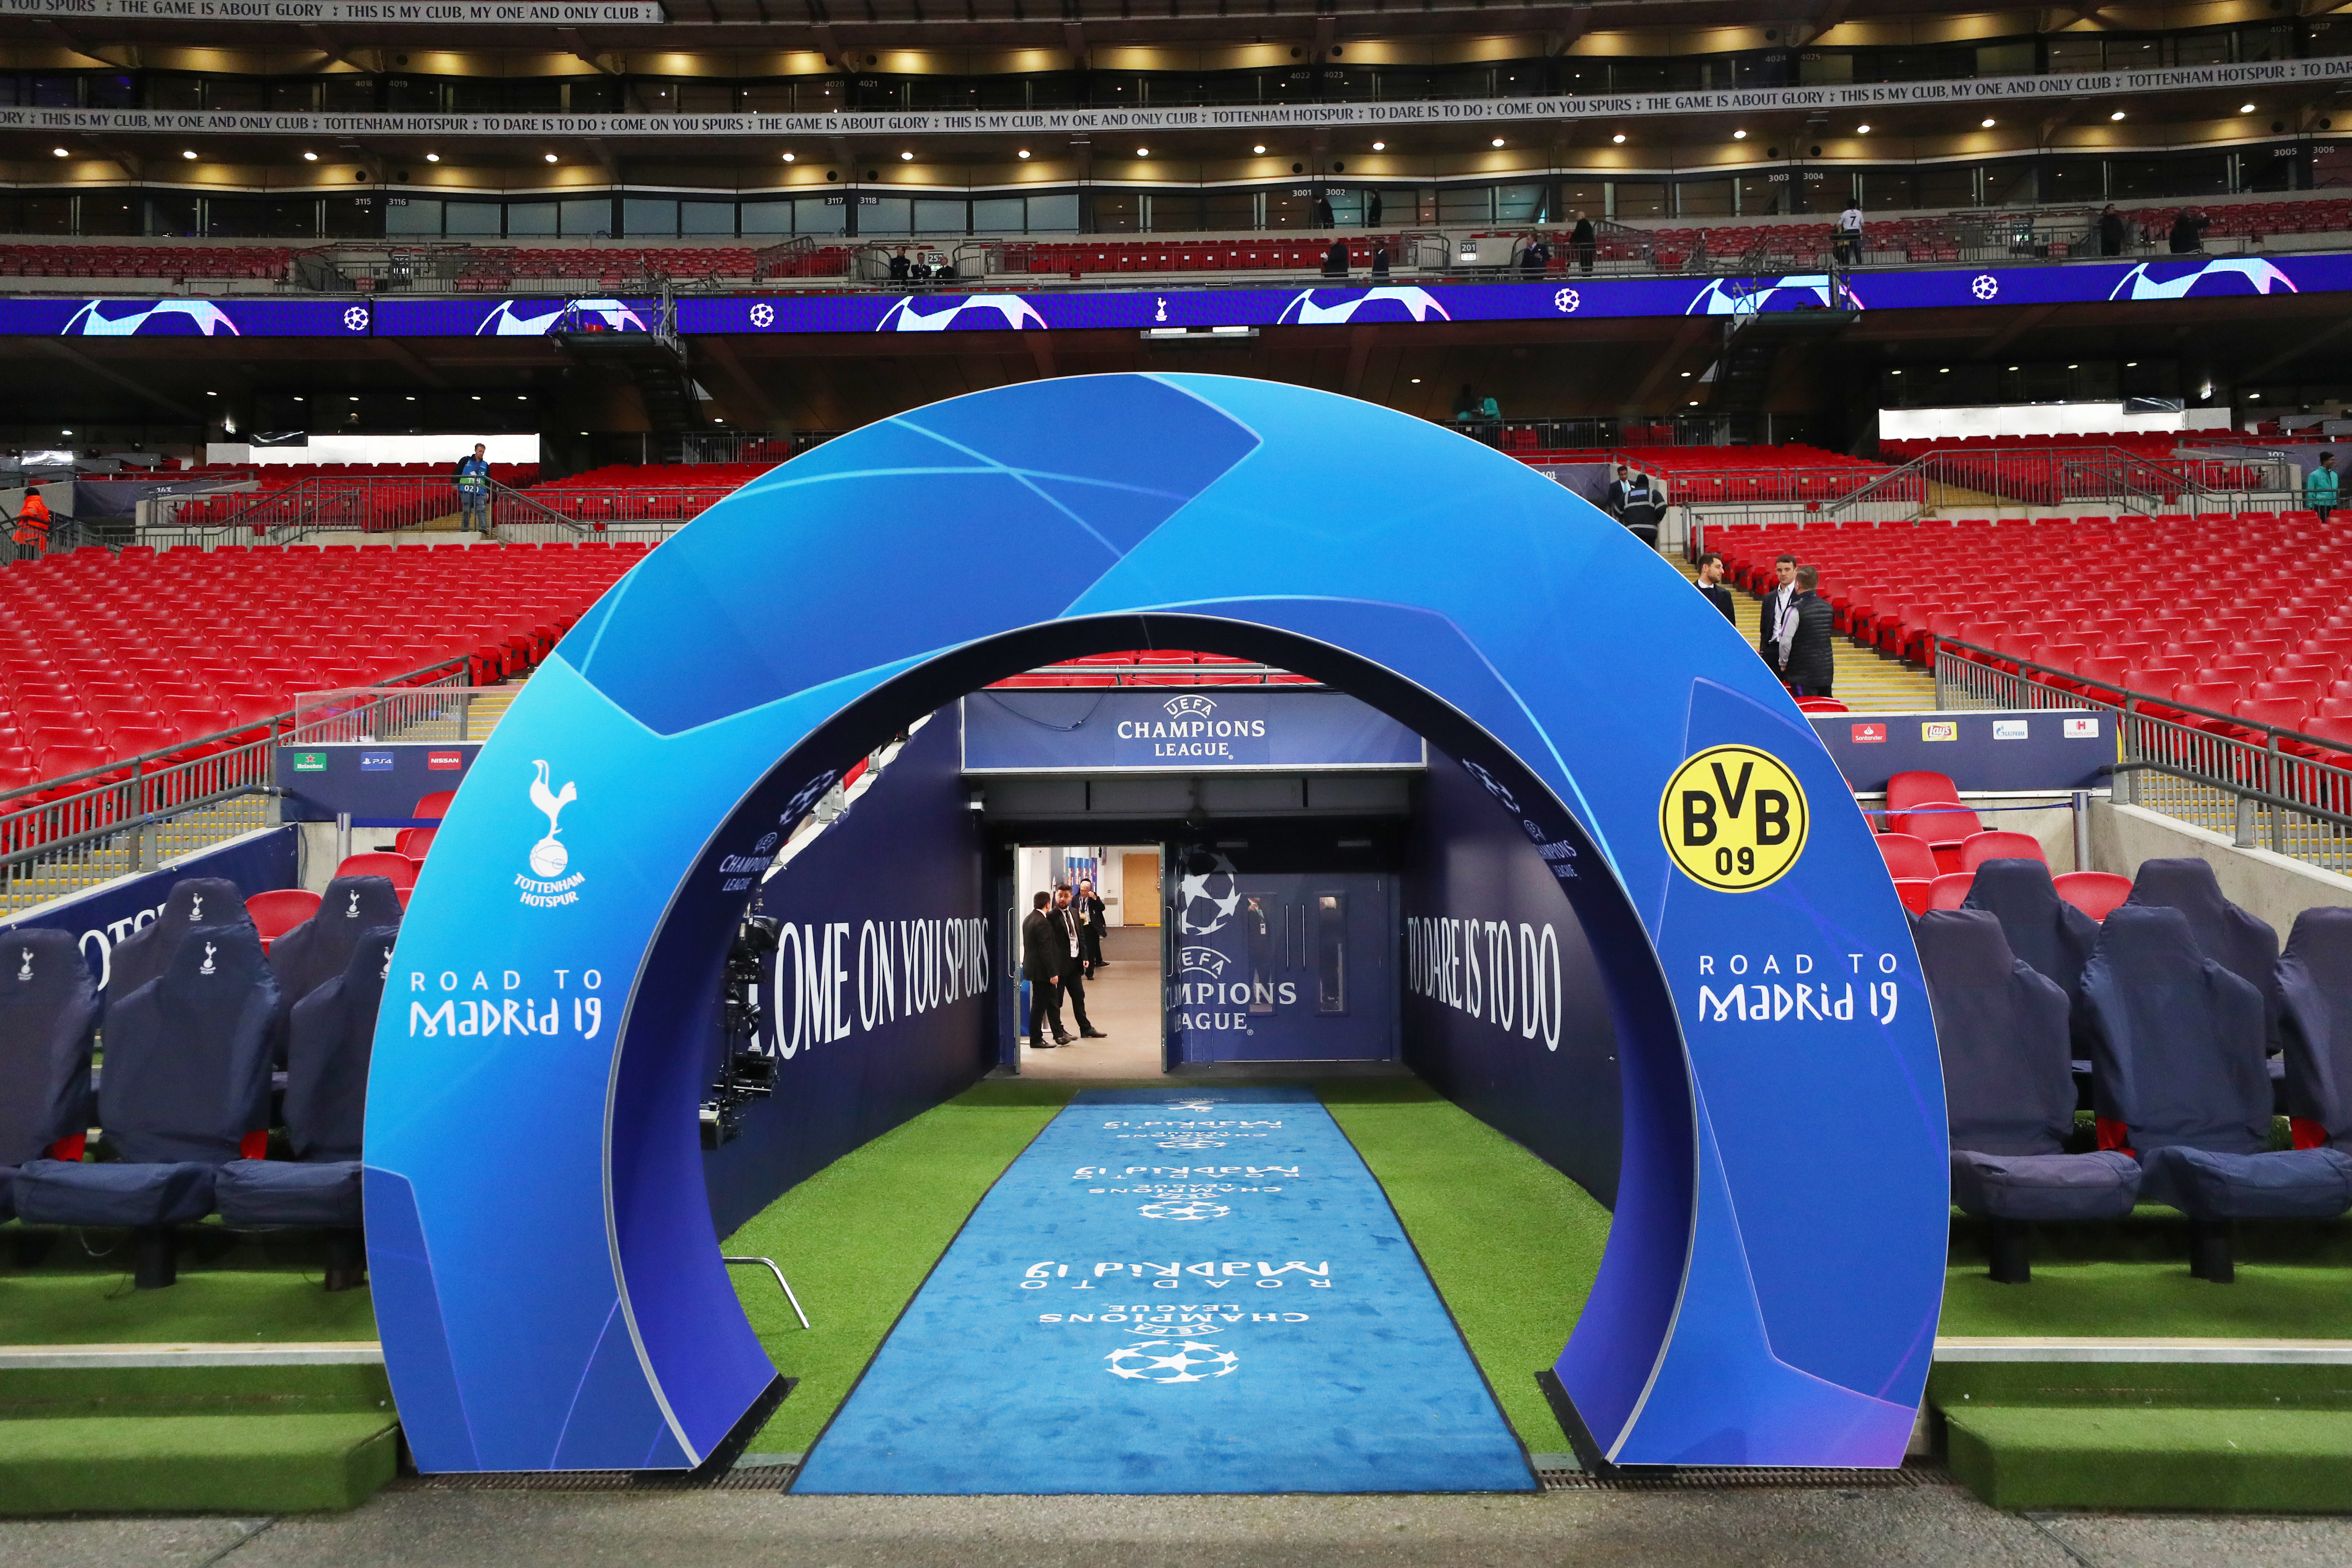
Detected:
[61,299,241,337]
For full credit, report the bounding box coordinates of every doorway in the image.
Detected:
[1011,841,1167,1080]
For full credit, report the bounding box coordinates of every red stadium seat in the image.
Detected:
[1875,832,1942,881]
[245,888,323,954]
[1893,878,1936,916]
[337,851,420,891]
[1927,872,1977,910]
[1958,830,2049,871]
[2052,871,2133,922]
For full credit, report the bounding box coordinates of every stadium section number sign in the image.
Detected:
[364,374,1945,1478]
[1660,745,1809,894]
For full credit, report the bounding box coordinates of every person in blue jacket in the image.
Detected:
[453,442,492,532]
[2308,451,2339,524]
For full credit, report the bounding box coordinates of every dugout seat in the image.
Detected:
[2280,908,2352,1153]
[2125,859,2285,1053]
[217,926,395,1290]
[1966,858,2103,1053]
[105,877,249,999]
[0,929,99,1223]
[12,926,277,1286]
[1921,910,2143,1283]
[266,875,403,1063]
[2084,906,2352,1281]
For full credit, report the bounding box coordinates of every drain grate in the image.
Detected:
[401,1463,800,1493]
[1538,1464,1929,1492]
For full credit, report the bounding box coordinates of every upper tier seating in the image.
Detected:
[987,651,1320,689]
[1617,444,1893,504]
[1004,236,1402,276]
[0,244,290,281]
[1,540,643,796]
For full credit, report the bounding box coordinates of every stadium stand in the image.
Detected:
[0,541,641,794]
[987,652,1321,689]
[1703,517,2352,758]
[1622,444,1893,503]
[0,244,291,282]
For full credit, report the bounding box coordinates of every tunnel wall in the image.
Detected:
[1401,747,1625,1209]
[702,710,995,1237]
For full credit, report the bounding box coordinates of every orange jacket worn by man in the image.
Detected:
[10,490,51,554]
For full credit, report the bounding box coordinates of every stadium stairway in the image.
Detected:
[1677,559,1940,712]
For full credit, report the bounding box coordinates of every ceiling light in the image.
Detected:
[1689,400,1700,406]
[1252,144,1267,154]
[50,147,67,158]
[292,395,303,401]
[205,389,217,396]
[2250,391,2262,400]
[1939,367,1949,374]
[1681,371,1692,377]
[472,395,481,401]
[544,152,558,162]
[1371,141,1384,150]
[1410,377,1421,383]
[2110,110,2125,121]
[782,151,795,162]
[2241,103,2257,114]
[900,150,913,161]
[2008,365,2019,371]
[303,150,318,162]
[1733,129,1747,140]
[1611,133,1626,144]
[1856,123,1871,134]
[2127,361,2138,367]
[1981,118,1996,129]
[406,395,416,401]
[1135,147,1149,156]
[2067,364,2079,370]
[426,153,440,163]
[182,149,197,159]
[1491,138,1504,147]
[1017,149,1030,159]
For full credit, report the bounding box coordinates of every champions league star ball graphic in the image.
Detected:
[1105,1341,1241,1384]
[1138,1200,1230,1221]
[1157,1136,1227,1151]
[1682,274,1860,317]
[1176,850,1242,936]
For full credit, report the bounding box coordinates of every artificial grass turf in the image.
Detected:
[0,1232,378,1345]
[723,1075,1611,1458]
[0,1412,399,1515]
[1943,1405,2352,1513]
[1320,1078,1609,1455]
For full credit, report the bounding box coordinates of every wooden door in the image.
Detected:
[1122,851,1161,927]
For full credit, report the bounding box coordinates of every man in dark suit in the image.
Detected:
[1604,463,1634,523]
[1773,565,1838,698]
[1052,885,1106,1038]
[1076,877,1109,972]
[1695,551,1738,625]
[1569,210,1596,274]
[1021,891,1067,1047]
[1758,552,1799,668]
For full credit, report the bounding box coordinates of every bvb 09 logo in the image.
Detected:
[1659,745,1809,893]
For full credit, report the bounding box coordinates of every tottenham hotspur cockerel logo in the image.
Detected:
[518,760,588,910]
[15,947,29,982]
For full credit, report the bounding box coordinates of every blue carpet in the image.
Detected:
[792,1086,1536,1494]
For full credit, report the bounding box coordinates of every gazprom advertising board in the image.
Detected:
[960,689,1424,773]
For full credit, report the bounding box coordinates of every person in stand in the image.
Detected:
[2308,450,2340,524]
[2098,204,2127,257]
[888,247,911,282]
[1075,876,1109,974]
[1834,201,1864,266]
[1366,190,1384,226]
[1323,239,1350,278]
[1759,552,1800,669]
[1053,884,1106,1039]
[1519,233,1551,276]
[1454,383,1482,425]
[1770,565,1837,698]
[2168,208,2209,254]
[1695,550,1738,624]
[1569,210,1596,274]
[10,486,52,562]
[1021,890,1067,1048]
[452,442,491,533]
[1369,244,1391,281]
[1314,193,1335,228]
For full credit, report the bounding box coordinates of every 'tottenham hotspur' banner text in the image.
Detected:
[0,0,662,20]
[2,58,2347,137]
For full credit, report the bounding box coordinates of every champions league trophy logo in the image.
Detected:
[528,760,579,879]
[1175,848,1242,937]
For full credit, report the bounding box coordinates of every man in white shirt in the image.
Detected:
[1759,553,1800,670]
[1835,204,1864,266]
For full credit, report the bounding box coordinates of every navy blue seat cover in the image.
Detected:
[2125,858,2285,1052]
[0,929,100,1222]
[2280,906,2352,1144]
[2084,905,2352,1219]
[1918,909,2141,1221]
[266,876,401,1060]
[103,877,251,1002]
[1962,858,2102,1048]
[217,926,396,1229]
[14,925,279,1229]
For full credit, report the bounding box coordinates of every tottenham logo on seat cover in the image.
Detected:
[15,948,29,982]
[519,760,587,909]
[188,891,203,921]
[346,890,362,919]
[199,941,218,977]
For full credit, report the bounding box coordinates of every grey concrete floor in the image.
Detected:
[1018,925,1168,1081]
[13,1480,2352,1568]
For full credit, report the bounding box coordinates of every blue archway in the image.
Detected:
[364,374,1946,1474]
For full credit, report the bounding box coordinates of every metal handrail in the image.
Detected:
[1932,636,2352,868]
